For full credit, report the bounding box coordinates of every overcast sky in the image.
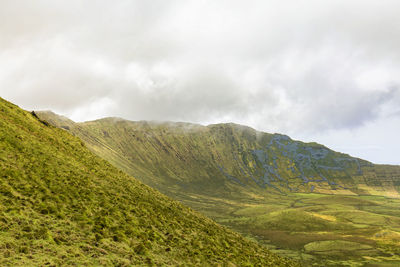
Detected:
[1,0,400,164]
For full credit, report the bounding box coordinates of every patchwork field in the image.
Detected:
[179,193,400,266]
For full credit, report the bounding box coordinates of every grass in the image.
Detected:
[0,97,298,266]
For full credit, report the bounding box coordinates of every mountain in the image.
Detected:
[0,97,298,266]
[37,111,400,199]
[36,111,400,266]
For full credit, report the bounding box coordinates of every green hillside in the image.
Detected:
[37,112,400,199]
[0,97,298,266]
[37,111,400,266]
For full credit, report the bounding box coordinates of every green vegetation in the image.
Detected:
[304,240,373,254]
[36,109,400,266]
[0,97,297,266]
[215,194,400,266]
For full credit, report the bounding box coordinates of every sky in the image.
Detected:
[1,0,400,164]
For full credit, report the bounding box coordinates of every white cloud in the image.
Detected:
[1,0,400,163]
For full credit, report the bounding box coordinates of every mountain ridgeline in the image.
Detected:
[37,111,400,200]
[0,97,298,266]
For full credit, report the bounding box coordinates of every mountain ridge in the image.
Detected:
[37,110,400,199]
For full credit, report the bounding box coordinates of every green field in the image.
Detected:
[186,193,400,266]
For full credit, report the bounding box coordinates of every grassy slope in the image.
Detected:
[0,98,298,266]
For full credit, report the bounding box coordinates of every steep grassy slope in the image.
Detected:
[0,98,298,266]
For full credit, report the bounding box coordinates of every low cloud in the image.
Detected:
[1,0,400,139]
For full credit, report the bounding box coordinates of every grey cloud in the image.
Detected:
[1,0,400,138]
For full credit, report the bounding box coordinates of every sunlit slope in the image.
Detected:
[38,111,400,199]
[0,98,297,266]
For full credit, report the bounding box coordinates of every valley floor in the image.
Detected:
[175,192,400,266]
